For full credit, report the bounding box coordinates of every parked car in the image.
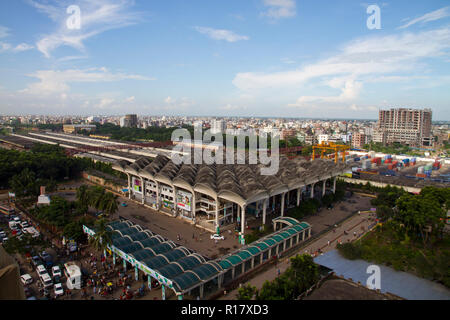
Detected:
[40,251,51,261]
[20,221,30,229]
[31,256,43,268]
[52,266,62,279]
[210,234,225,240]
[40,251,53,268]
[0,237,8,243]
[54,283,64,297]
[121,202,128,207]
[20,274,33,286]
[40,273,53,289]
[36,265,47,278]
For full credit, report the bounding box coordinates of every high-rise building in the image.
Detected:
[120,114,138,128]
[377,108,433,147]
[352,132,367,149]
[211,119,226,134]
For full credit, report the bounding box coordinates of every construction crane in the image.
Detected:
[312,141,350,164]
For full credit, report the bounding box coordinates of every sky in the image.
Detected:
[0,0,449,120]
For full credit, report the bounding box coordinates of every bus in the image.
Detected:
[0,204,15,216]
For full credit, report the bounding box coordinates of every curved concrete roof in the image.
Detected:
[115,154,350,206]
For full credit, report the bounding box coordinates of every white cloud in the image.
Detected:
[233,27,450,91]
[0,26,34,53]
[281,57,296,64]
[0,26,10,39]
[29,0,143,58]
[125,96,135,103]
[97,97,115,109]
[0,42,12,52]
[233,26,450,114]
[261,0,296,20]
[12,43,34,52]
[220,104,247,111]
[194,26,249,42]
[399,6,450,29]
[164,96,194,109]
[289,79,363,107]
[21,68,154,95]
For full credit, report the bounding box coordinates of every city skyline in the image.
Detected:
[0,1,450,120]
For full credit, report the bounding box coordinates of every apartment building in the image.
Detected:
[351,132,367,149]
[377,108,433,147]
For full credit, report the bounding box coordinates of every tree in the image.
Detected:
[394,192,446,245]
[256,254,321,300]
[76,185,90,207]
[102,192,119,217]
[88,186,106,211]
[9,168,37,198]
[89,218,113,255]
[289,254,320,289]
[237,284,257,300]
[63,216,94,242]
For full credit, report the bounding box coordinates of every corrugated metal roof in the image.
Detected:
[172,272,201,291]
[225,255,242,266]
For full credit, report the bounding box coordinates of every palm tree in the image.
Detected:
[88,186,106,211]
[88,218,113,257]
[102,192,119,218]
[76,185,89,207]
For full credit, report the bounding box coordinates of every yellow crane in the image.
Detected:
[312,141,350,164]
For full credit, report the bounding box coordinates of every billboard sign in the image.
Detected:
[132,177,142,194]
[177,190,192,211]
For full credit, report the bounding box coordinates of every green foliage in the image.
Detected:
[394,188,447,245]
[33,196,74,228]
[255,254,320,300]
[237,284,257,300]
[301,145,313,156]
[0,144,90,190]
[3,233,49,255]
[363,142,423,156]
[370,185,406,209]
[63,216,95,242]
[84,123,191,142]
[287,198,320,220]
[77,185,119,217]
[244,225,271,244]
[336,242,363,260]
[337,220,450,287]
[88,218,113,252]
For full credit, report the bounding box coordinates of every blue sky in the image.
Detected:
[0,0,449,120]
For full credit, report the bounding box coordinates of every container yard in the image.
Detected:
[346,151,450,188]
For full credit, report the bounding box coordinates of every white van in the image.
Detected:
[40,273,53,289]
[8,221,19,229]
[64,262,81,290]
[23,227,40,238]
